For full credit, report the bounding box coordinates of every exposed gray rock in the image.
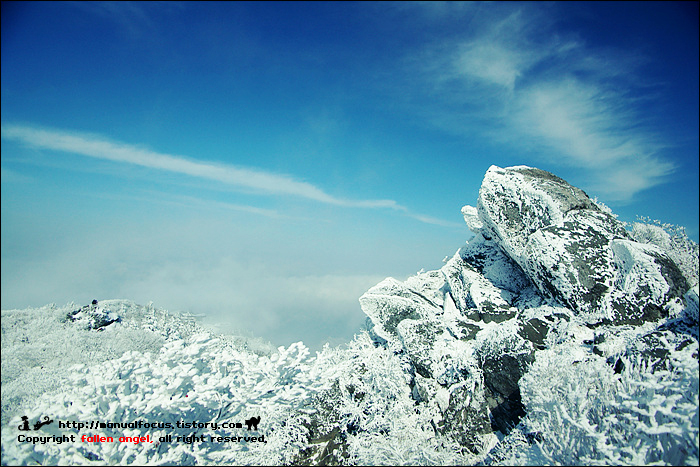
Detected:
[294,381,350,466]
[357,164,696,454]
[477,166,600,257]
[477,165,688,325]
[66,300,120,330]
[518,318,550,350]
[440,378,493,451]
[397,319,439,378]
[681,285,699,328]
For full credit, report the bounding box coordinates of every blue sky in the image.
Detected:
[2,1,698,351]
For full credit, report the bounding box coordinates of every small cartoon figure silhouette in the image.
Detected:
[18,416,30,431]
[33,415,53,430]
[244,416,261,431]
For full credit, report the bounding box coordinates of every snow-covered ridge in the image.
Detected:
[2,165,698,465]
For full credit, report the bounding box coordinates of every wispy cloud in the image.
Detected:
[127,190,284,219]
[512,79,675,199]
[405,4,675,201]
[1,124,459,224]
[0,167,33,184]
[0,124,382,205]
[450,10,551,91]
[404,212,464,228]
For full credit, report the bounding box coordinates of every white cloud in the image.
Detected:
[511,79,675,200]
[0,213,406,352]
[589,157,676,202]
[514,80,635,165]
[66,1,182,42]
[456,42,524,90]
[405,212,464,228]
[0,124,401,209]
[0,125,329,202]
[406,5,675,201]
[449,10,549,92]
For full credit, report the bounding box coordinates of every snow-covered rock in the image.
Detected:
[66,300,121,330]
[358,164,698,457]
[2,165,697,466]
[477,165,688,325]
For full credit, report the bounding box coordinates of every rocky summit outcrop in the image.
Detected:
[358,165,697,453]
[475,165,687,325]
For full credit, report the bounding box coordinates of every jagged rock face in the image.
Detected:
[477,165,687,325]
[358,164,695,452]
[477,166,600,252]
[360,238,539,450]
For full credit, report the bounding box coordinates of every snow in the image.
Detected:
[515,339,699,466]
[613,240,673,301]
[3,283,697,466]
[2,165,698,466]
[462,205,483,234]
[0,301,478,465]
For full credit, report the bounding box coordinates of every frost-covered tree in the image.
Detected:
[492,335,699,466]
[630,217,699,288]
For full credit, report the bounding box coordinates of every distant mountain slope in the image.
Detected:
[2,301,197,425]
[2,165,698,466]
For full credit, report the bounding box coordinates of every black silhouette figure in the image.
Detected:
[18,416,30,431]
[244,416,261,431]
[33,415,53,430]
